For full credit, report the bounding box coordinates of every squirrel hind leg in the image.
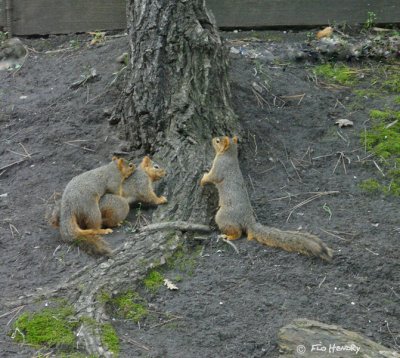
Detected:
[82,209,102,229]
[220,227,242,241]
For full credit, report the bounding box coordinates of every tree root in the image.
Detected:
[3,227,209,356]
[140,221,211,233]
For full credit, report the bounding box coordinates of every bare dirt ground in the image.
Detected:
[0,31,399,357]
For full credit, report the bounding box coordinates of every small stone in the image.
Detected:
[116,52,129,64]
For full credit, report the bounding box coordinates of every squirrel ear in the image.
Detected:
[232,136,239,144]
[142,156,151,167]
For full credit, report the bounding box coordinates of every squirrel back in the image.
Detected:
[58,157,135,256]
[49,156,167,230]
[201,136,333,261]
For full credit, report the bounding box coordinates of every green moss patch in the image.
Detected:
[359,179,381,193]
[166,244,202,276]
[354,89,381,98]
[314,63,358,86]
[12,306,78,349]
[383,77,400,93]
[365,110,400,159]
[109,291,148,322]
[360,108,400,196]
[143,270,164,292]
[101,323,120,355]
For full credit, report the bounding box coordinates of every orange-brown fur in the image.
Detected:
[98,156,167,227]
[58,157,135,256]
[201,136,333,261]
[49,156,167,231]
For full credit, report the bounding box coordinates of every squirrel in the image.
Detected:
[200,136,333,261]
[100,155,167,227]
[57,157,135,256]
[49,156,167,230]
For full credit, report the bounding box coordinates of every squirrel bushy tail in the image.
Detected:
[247,222,333,261]
[74,234,112,257]
[60,207,113,256]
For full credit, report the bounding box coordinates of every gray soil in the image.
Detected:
[0,31,399,357]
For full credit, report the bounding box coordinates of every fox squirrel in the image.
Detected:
[49,156,167,231]
[58,157,135,256]
[100,156,167,227]
[201,136,333,261]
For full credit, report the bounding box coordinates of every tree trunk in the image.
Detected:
[90,0,239,353]
[6,1,238,356]
[113,0,238,228]
[115,0,237,153]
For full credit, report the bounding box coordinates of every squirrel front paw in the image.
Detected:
[200,173,209,187]
[157,196,168,205]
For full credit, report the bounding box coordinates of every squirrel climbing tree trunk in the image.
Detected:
[5,1,238,356]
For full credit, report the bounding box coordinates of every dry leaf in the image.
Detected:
[164,279,178,290]
[317,26,333,40]
[335,119,354,128]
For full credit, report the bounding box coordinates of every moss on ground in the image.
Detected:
[314,63,358,86]
[360,108,400,196]
[365,109,400,159]
[11,302,121,356]
[101,323,120,355]
[383,76,400,93]
[12,305,78,350]
[143,269,164,292]
[354,89,381,98]
[109,290,148,322]
[359,179,381,193]
[166,244,202,276]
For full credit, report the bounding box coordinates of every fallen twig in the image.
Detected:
[9,223,20,238]
[218,235,240,254]
[70,68,99,89]
[0,158,28,172]
[64,141,95,152]
[286,191,339,222]
[319,228,349,241]
[365,248,379,256]
[280,93,305,106]
[373,160,385,177]
[7,305,25,326]
[318,276,326,288]
[0,305,25,320]
[121,336,150,351]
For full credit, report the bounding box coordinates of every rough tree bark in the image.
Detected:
[5,1,238,357]
[278,319,400,358]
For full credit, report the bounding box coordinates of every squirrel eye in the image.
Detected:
[216,138,220,143]
[129,163,134,167]
[153,164,160,169]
